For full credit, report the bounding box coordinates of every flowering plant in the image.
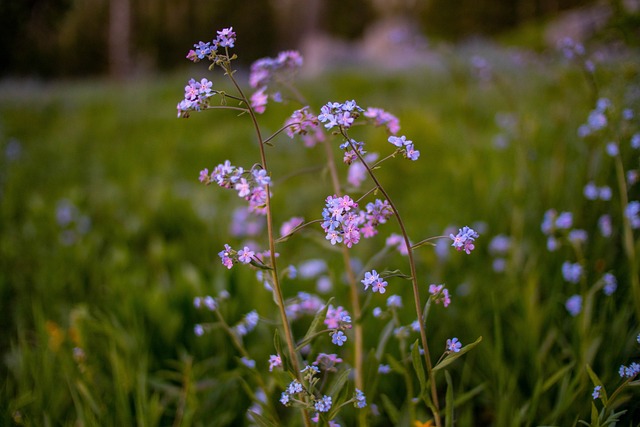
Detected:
[179,26,480,426]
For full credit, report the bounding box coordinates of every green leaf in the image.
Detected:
[542,363,575,393]
[453,383,485,408]
[273,330,293,375]
[380,393,399,424]
[375,319,396,361]
[248,411,278,427]
[445,370,454,427]
[327,368,351,398]
[379,269,412,280]
[386,354,406,376]
[433,336,483,373]
[297,298,334,350]
[411,339,427,395]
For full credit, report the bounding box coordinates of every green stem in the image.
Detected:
[224,64,311,427]
[345,134,442,426]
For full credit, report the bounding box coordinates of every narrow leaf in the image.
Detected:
[380,393,399,424]
[411,339,427,395]
[445,370,454,427]
[327,368,351,398]
[433,336,482,373]
[249,411,278,427]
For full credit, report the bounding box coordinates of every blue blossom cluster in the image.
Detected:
[233,310,260,337]
[618,362,640,378]
[565,294,582,317]
[186,26,237,62]
[388,135,420,161]
[249,50,303,113]
[177,78,217,118]
[318,100,364,130]
[218,244,256,269]
[361,270,388,294]
[541,209,575,251]
[578,98,610,138]
[200,161,270,214]
[449,226,479,254]
[488,234,511,272]
[625,201,640,229]
[562,261,583,284]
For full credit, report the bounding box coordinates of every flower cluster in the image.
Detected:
[249,50,303,113]
[583,182,612,201]
[313,353,343,372]
[233,310,259,337]
[578,98,610,138]
[625,201,640,229]
[361,270,388,294]
[268,354,282,372]
[324,305,352,330]
[177,78,216,118]
[388,135,420,161]
[565,294,582,317]
[541,209,575,251]
[364,107,400,134]
[186,27,237,62]
[449,226,479,254]
[200,162,270,214]
[321,195,392,247]
[284,107,321,140]
[318,100,364,130]
[285,292,325,319]
[218,244,256,269]
[429,284,451,307]
[618,362,640,378]
[562,261,583,284]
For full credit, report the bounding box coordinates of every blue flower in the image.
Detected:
[331,330,347,346]
[565,295,582,316]
[592,385,602,400]
[446,337,462,353]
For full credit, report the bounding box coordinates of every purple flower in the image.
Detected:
[313,353,343,372]
[216,27,236,48]
[555,212,573,229]
[562,261,582,284]
[446,337,462,353]
[314,395,332,413]
[378,364,391,374]
[218,244,234,269]
[361,270,388,293]
[606,142,619,157]
[194,324,204,336]
[429,284,451,307]
[598,214,612,237]
[592,385,602,400]
[324,305,351,329]
[284,106,319,139]
[565,294,582,316]
[287,380,303,395]
[331,330,347,346]
[625,201,640,229]
[364,107,400,134]
[317,100,364,130]
[240,357,256,369]
[354,389,367,408]
[632,133,640,149]
[280,216,304,237]
[450,226,479,254]
[603,273,617,295]
[268,354,282,372]
[237,246,255,264]
[386,295,402,308]
[251,87,268,114]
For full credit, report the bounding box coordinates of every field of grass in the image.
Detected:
[1,39,639,426]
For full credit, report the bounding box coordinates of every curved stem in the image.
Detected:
[224,65,311,427]
[346,134,442,426]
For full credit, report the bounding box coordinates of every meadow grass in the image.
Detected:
[1,41,639,426]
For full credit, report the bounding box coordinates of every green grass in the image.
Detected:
[1,41,639,426]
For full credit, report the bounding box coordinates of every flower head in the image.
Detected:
[446,337,462,353]
[450,226,479,254]
[331,330,347,346]
[592,385,602,400]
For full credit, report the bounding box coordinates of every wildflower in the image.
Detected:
[625,201,640,228]
[237,246,255,264]
[315,395,332,413]
[450,226,479,254]
[177,78,216,118]
[562,261,583,284]
[592,385,602,400]
[429,284,451,307]
[361,270,388,293]
[541,209,557,235]
[489,234,511,255]
[331,330,347,346]
[216,27,236,48]
[411,320,421,332]
[317,100,364,130]
[364,107,400,134]
[372,307,383,318]
[378,364,391,374]
[631,133,640,149]
[628,170,639,186]
[249,50,303,89]
[218,244,234,269]
[386,295,402,308]
[354,389,367,408]
[251,87,268,114]
[619,363,640,378]
[394,327,409,339]
[606,142,619,157]
[555,212,573,229]
[637,333,640,344]
[285,106,319,138]
[280,392,290,405]
[268,354,282,372]
[240,357,256,369]
[287,380,304,395]
[565,294,582,316]
[301,365,320,377]
[598,214,612,237]
[568,229,588,245]
[446,337,462,353]
[194,324,205,336]
[324,305,351,329]
[313,353,343,372]
[388,135,420,161]
[603,273,617,295]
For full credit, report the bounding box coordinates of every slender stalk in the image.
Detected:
[320,133,366,426]
[346,136,442,426]
[614,153,640,321]
[224,65,311,427]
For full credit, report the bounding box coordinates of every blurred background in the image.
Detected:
[2,0,640,426]
[1,0,638,79]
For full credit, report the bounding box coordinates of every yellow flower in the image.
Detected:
[414,421,434,427]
